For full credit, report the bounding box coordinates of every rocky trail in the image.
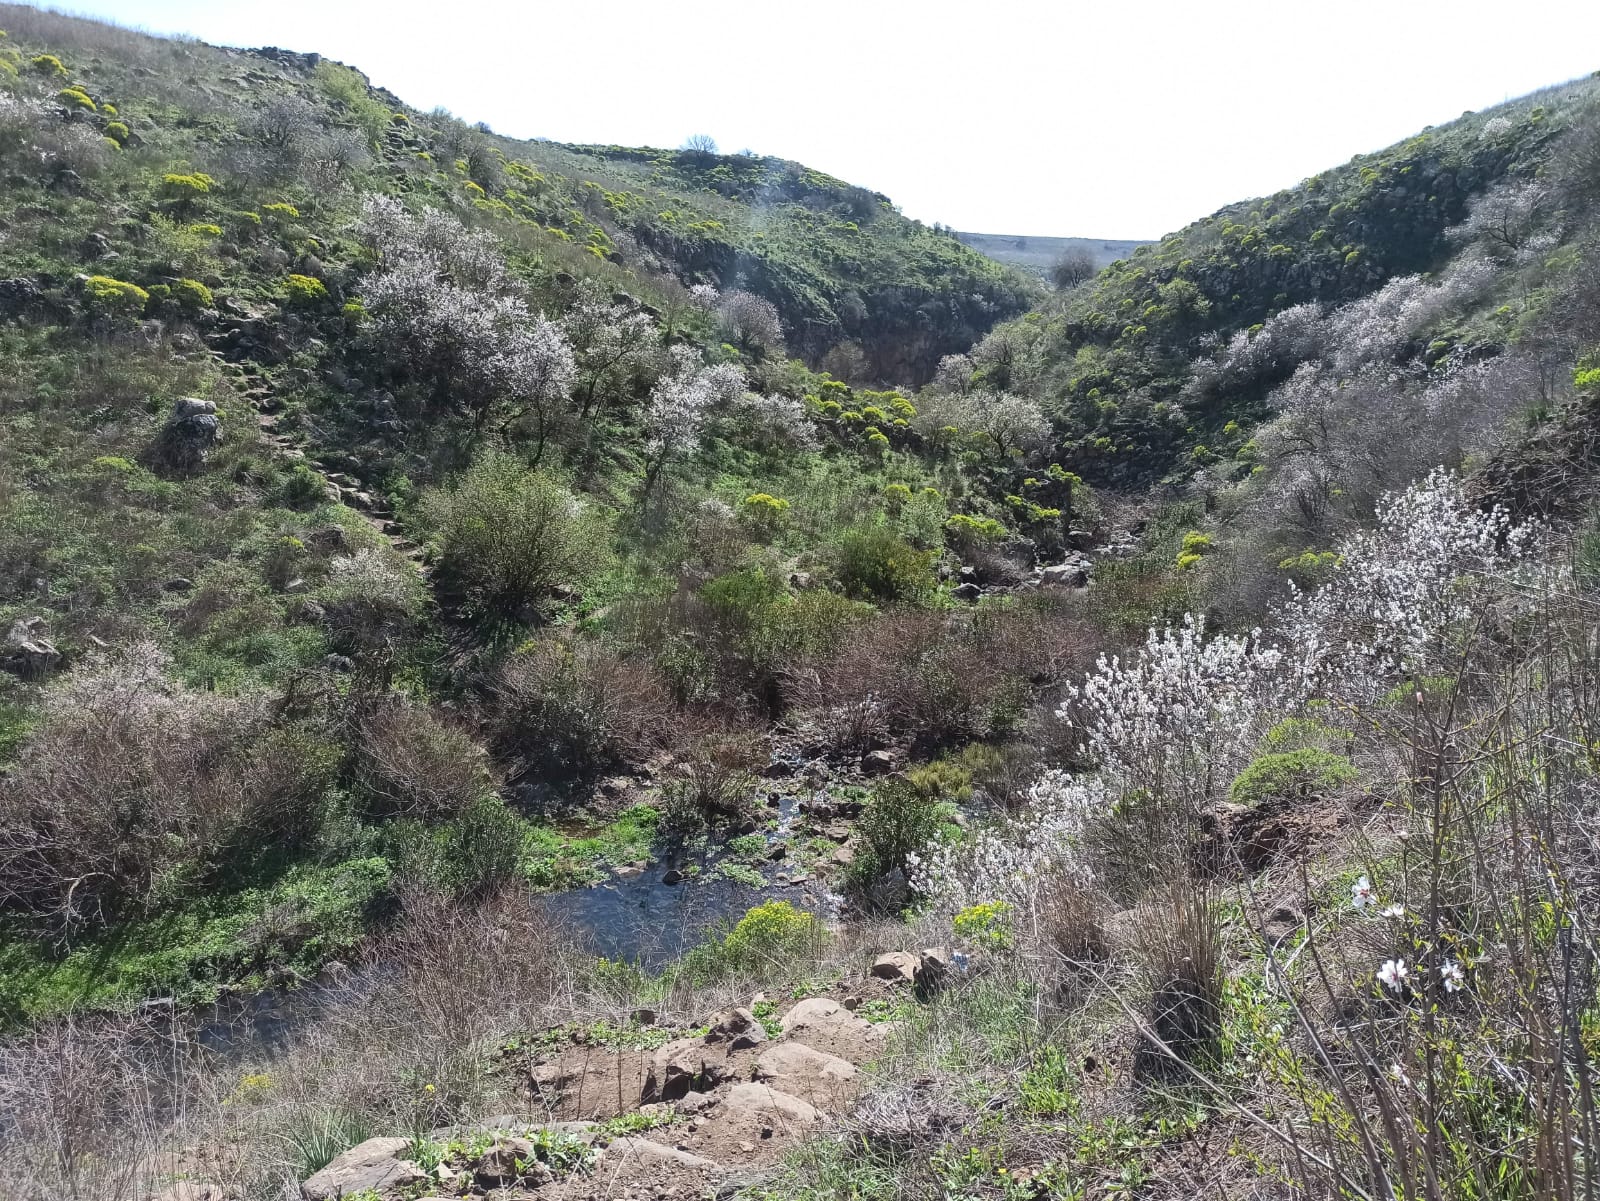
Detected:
[295,952,947,1201]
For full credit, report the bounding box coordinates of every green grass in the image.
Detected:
[521,805,659,890]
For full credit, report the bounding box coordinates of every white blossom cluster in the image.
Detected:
[1060,614,1284,800]
[740,392,819,451]
[356,197,575,416]
[1281,468,1534,699]
[909,772,1105,915]
[643,347,746,461]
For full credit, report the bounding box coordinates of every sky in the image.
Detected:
[48,0,1600,239]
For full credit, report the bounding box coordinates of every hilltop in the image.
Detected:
[954,230,1150,277]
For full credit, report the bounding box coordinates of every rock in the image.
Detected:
[301,1137,424,1200]
[871,951,921,985]
[3,617,62,680]
[320,653,355,673]
[632,1007,658,1025]
[0,275,44,316]
[767,844,788,861]
[661,868,684,885]
[157,397,221,469]
[722,1081,824,1126]
[952,581,983,602]
[1259,905,1305,946]
[918,946,953,992]
[646,1036,731,1101]
[475,1137,550,1189]
[861,748,898,776]
[705,1006,767,1050]
[832,846,856,868]
[599,1138,717,1172]
[1041,563,1089,588]
[788,571,815,590]
[308,525,347,552]
[754,1043,858,1101]
[779,997,867,1040]
[163,577,195,592]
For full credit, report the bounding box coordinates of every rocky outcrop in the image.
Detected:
[2,617,62,680]
[154,397,222,470]
[300,1137,424,1201]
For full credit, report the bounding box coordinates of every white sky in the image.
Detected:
[50,0,1600,239]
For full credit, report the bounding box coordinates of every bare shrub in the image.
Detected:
[0,643,327,935]
[352,695,495,821]
[660,726,764,829]
[493,639,678,780]
[1132,882,1222,1081]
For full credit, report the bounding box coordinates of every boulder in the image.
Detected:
[474,1137,552,1189]
[952,581,983,602]
[754,1043,857,1102]
[861,748,899,775]
[870,951,921,985]
[779,997,870,1041]
[301,1137,424,1201]
[3,617,62,680]
[157,397,222,469]
[1041,563,1090,588]
[704,1006,767,1050]
[918,946,954,993]
[646,1036,731,1101]
[722,1081,824,1126]
[598,1137,717,1171]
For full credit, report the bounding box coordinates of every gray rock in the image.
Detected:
[3,617,61,680]
[952,582,982,602]
[861,748,898,776]
[300,1136,424,1200]
[646,1036,730,1101]
[722,1081,823,1126]
[598,1137,717,1172]
[871,951,921,984]
[704,1006,767,1050]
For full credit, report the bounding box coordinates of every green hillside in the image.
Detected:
[6,9,1600,1201]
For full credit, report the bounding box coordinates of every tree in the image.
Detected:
[682,133,718,155]
[1050,246,1097,290]
[716,289,784,357]
[640,349,746,504]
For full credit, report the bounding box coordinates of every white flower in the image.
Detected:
[1377,959,1408,992]
[1439,959,1465,993]
[1380,903,1405,919]
[1389,1062,1410,1086]
[1351,875,1376,910]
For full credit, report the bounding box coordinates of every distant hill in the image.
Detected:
[954,231,1150,277]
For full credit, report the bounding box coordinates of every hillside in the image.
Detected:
[955,229,1150,277]
[5,8,1600,1201]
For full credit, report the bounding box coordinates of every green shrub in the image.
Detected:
[1175,529,1212,571]
[56,86,94,111]
[1228,748,1358,808]
[944,512,1007,553]
[835,525,937,605]
[173,278,214,311]
[855,777,952,885]
[422,451,610,621]
[692,900,819,977]
[882,483,912,510]
[29,53,66,77]
[161,172,214,200]
[283,274,328,306]
[953,900,1014,950]
[738,492,789,537]
[104,120,130,145]
[83,275,149,317]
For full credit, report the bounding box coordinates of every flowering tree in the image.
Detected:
[560,279,660,419]
[355,197,576,440]
[1281,468,1535,705]
[716,289,784,357]
[639,349,746,504]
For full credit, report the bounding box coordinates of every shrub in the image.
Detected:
[283,273,328,306]
[56,86,94,111]
[29,53,65,77]
[738,492,790,538]
[712,901,818,974]
[1133,884,1223,1080]
[172,277,213,311]
[493,640,677,780]
[353,697,495,821]
[1175,529,1213,571]
[953,899,1014,950]
[0,644,330,935]
[660,727,764,830]
[834,525,938,605]
[422,452,610,622]
[262,201,300,220]
[944,512,1007,554]
[1228,747,1357,807]
[854,777,952,885]
[99,119,128,145]
[82,275,148,317]
[160,171,213,200]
